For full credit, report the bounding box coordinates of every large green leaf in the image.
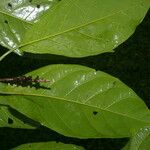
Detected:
[0,0,60,54]
[122,127,150,150]
[20,0,150,57]
[12,142,85,150]
[0,65,149,138]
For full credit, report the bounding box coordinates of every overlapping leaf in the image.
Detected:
[0,0,60,54]
[0,104,35,128]
[122,127,150,150]
[12,141,85,150]
[0,65,149,138]
[20,0,150,57]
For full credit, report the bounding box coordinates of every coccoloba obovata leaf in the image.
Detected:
[0,64,149,138]
[12,141,85,150]
[19,0,150,57]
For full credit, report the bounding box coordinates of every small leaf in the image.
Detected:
[20,0,150,57]
[122,127,150,150]
[0,104,34,128]
[12,141,85,150]
[0,65,149,138]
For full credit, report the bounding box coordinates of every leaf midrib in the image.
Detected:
[1,91,149,125]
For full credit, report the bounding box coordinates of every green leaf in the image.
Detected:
[0,104,35,128]
[0,65,149,138]
[122,127,150,150]
[20,0,150,57]
[0,0,60,54]
[12,142,85,150]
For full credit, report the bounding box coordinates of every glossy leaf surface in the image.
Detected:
[0,65,149,138]
[0,0,59,53]
[122,127,150,150]
[12,142,85,150]
[20,0,150,57]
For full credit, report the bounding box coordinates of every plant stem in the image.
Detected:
[0,49,14,61]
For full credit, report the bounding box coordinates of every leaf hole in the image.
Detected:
[8,117,14,124]
[93,111,98,115]
[4,20,8,24]
[7,3,12,8]
[37,4,40,8]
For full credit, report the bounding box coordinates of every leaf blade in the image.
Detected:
[20,0,150,57]
[0,65,149,138]
[12,141,85,150]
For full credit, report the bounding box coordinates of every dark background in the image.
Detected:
[0,9,149,150]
